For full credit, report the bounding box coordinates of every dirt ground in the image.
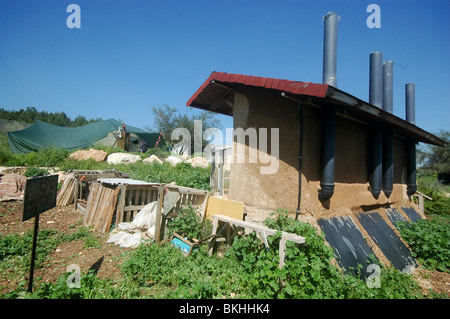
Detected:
[1,200,449,298]
[0,200,132,295]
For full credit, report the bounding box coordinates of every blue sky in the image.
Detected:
[0,0,449,140]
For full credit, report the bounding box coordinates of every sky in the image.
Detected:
[0,0,449,143]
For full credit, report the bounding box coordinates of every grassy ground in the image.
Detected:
[0,133,449,299]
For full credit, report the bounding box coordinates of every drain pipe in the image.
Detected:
[368,52,383,199]
[382,60,394,198]
[295,103,304,220]
[319,107,336,201]
[318,12,339,202]
[405,83,417,196]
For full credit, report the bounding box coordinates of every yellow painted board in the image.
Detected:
[205,196,244,221]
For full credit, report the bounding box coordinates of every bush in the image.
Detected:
[5,147,69,167]
[167,206,204,240]
[128,161,210,190]
[417,170,450,216]
[228,209,422,299]
[397,216,450,272]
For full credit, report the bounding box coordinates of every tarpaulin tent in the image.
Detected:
[7,118,164,154]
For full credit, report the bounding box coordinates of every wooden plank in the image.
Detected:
[84,183,99,226]
[210,214,305,244]
[101,186,120,233]
[154,187,164,244]
[115,185,127,227]
[97,187,114,231]
[92,187,109,229]
[278,236,287,269]
[124,205,148,212]
[87,184,104,226]
[73,179,79,208]
[84,183,96,224]
[77,202,86,214]
[205,197,244,221]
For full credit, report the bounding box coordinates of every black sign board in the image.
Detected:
[22,175,58,292]
[23,175,58,222]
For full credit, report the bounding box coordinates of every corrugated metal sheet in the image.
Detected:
[186,71,329,110]
[186,71,447,147]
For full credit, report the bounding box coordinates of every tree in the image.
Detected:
[418,129,450,183]
[147,105,222,155]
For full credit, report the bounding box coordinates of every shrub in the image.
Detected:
[397,216,450,272]
[167,206,203,240]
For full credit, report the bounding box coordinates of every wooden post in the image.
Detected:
[278,236,287,269]
[73,179,79,209]
[154,187,164,244]
[27,215,39,293]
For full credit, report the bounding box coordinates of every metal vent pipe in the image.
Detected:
[368,52,383,198]
[405,83,417,196]
[318,12,339,202]
[319,107,336,201]
[382,60,394,198]
[406,83,415,124]
[369,52,383,108]
[322,12,339,87]
[382,61,394,113]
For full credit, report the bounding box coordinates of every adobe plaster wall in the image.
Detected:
[228,86,414,218]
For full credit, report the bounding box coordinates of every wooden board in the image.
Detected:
[83,183,120,233]
[205,197,244,221]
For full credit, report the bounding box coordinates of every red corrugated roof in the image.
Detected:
[186,71,329,108]
[185,71,447,147]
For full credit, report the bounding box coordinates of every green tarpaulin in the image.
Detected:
[7,118,164,154]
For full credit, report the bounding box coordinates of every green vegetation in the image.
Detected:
[397,215,449,273]
[3,210,428,299]
[1,127,448,299]
[0,223,101,295]
[0,107,101,127]
[416,170,450,216]
[0,137,211,190]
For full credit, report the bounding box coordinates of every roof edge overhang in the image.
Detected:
[187,71,447,148]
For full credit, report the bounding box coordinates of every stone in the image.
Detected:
[70,149,107,162]
[165,155,183,166]
[187,156,209,168]
[143,155,163,164]
[107,153,142,165]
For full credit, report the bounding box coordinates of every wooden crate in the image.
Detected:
[72,169,129,213]
[84,179,209,243]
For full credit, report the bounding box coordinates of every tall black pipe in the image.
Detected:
[319,107,336,201]
[405,83,417,196]
[369,127,382,199]
[382,60,394,198]
[368,52,383,198]
[295,103,304,220]
[318,12,338,202]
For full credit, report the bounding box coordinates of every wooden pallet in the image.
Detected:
[83,182,120,233]
[56,177,76,207]
[82,180,209,240]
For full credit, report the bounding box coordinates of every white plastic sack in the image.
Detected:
[106,230,128,244]
[107,201,158,248]
[117,222,134,230]
[132,201,157,228]
[119,232,142,248]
